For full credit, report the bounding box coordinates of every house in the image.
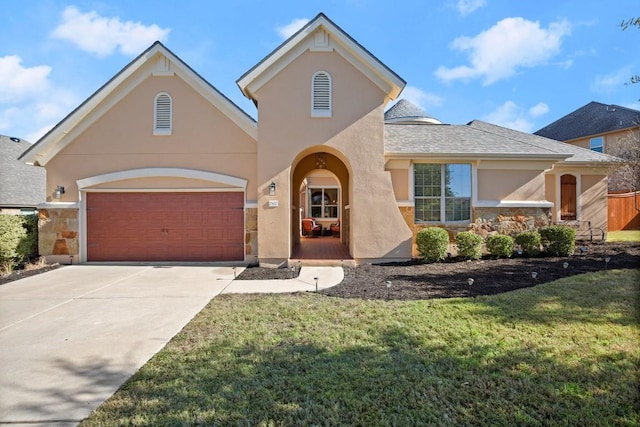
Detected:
[20,13,619,266]
[0,135,46,214]
[534,101,640,193]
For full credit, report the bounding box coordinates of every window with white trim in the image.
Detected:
[311,71,331,117]
[589,136,604,153]
[309,187,339,219]
[154,92,172,135]
[414,163,471,222]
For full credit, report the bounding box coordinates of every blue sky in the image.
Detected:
[1,0,638,142]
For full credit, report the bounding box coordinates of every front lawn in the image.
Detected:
[82,269,639,426]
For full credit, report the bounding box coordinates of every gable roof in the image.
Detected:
[385,99,441,124]
[0,135,45,207]
[534,101,640,142]
[237,13,405,104]
[20,42,257,166]
[385,120,621,164]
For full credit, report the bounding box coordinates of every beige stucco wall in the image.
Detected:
[581,174,608,235]
[477,169,546,201]
[45,72,257,203]
[254,48,412,263]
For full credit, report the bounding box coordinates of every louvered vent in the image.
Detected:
[154,93,172,134]
[312,72,331,117]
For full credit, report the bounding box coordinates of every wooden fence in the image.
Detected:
[608,191,640,231]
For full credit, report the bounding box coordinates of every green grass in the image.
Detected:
[608,230,640,242]
[82,269,640,426]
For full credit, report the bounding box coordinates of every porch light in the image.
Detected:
[54,185,65,199]
[269,181,277,196]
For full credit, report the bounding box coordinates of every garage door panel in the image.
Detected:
[87,192,244,262]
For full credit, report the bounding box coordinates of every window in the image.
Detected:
[311,71,331,117]
[414,164,471,222]
[309,187,339,219]
[589,136,604,153]
[154,92,172,135]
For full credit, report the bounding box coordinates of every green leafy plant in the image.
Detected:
[486,233,515,258]
[540,225,576,257]
[455,231,483,260]
[514,231,542,256]
[415,227,449,263]
[0,214,38,269]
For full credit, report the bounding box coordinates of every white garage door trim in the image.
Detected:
[77,168,247,263]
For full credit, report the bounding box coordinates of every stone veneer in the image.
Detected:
[399,205,551,257]
[245,207,258,262]
[38,205,79,262]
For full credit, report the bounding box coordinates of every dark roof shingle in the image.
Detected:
[0,135,46,208]
[534,101,640,141]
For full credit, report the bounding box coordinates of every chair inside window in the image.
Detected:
[302,218,322,237]
[330,219,340,237]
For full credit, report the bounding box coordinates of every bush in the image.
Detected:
[486,234,515,258]
[0,214,38,269]
[514,231,542,256]
[416,227,449,263]
[455,231,483,260]
[539,225,576,257]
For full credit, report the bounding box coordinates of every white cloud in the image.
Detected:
[435,17,571,85]
[51,6,170,57]
[0,56,51,103]
[0,55,79,141]
[483,100,549,132]
[529,102,549,117]
[401,86,443,110]
[276,18,309,39]
[456,0,486,16]
[591,65,633,93]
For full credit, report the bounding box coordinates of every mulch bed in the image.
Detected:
[239,241,640,300]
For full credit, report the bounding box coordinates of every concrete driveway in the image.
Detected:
[0,265,238,426]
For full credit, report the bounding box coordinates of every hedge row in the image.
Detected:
[416,225,577,263]
[0,214,38,269]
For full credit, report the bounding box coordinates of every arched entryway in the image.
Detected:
[291,150,351,260]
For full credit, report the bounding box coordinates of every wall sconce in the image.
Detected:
[269,182,277,196]
[54,185,65,199]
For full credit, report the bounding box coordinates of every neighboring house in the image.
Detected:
[534,101,640,193]
[0,135,46,214]
[20,13,619,265]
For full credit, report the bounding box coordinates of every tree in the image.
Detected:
[607,125,640,195]
[620,18,640,89]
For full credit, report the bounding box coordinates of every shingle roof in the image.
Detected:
[0,135,46,208]
[385,99,441,124]
[384,120,621,164]
[534,101,640,141]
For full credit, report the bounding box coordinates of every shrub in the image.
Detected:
[486,233,515,258]
[0,214,38,269]
[514,231,542,256]
[416,227,449,263]
[540,225,576,257]
[455,231,483,260]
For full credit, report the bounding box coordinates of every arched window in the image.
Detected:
[154,92,172,135]
[311,71,331,117]
[560,174,577,220]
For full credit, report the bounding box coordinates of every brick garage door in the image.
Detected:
[86,192,244,261]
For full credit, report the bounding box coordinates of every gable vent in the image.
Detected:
[154,92,172,135]
[312,71,332,117]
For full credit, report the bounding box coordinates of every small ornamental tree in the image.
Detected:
[455,231,483,260]
[416,227,449,263]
